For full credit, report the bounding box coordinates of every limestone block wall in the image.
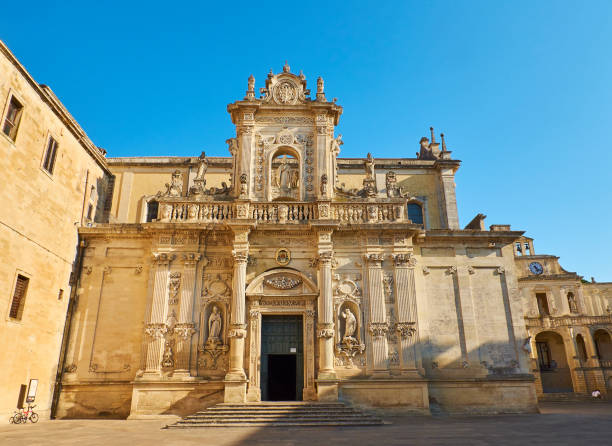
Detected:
[0,42,110,420]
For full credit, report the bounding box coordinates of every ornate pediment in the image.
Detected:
[260,62,310,105]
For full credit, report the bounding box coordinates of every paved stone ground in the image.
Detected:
[2,402,612,446]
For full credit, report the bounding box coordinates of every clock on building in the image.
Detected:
[529,262,544,275]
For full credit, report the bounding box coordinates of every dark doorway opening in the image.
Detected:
[267,355,297,401]
[261,315,303,401]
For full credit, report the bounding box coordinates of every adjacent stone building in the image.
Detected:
[0,41,111,420]
[514,237,612,397]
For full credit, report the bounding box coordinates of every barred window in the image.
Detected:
[9,274,29,320]
[42,136,58,174]
[2,96,24,141]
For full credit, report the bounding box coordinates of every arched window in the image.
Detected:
[407,203,424,226]
[576,334,588,363]
[146,200,159,222]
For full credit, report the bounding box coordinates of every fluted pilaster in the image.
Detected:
[392,253,419,370]
[365,253,388,371]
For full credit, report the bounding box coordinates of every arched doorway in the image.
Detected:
[594,330,612,365]
[535,331,573,393]
[244,268,318,402]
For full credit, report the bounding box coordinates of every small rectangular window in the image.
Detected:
[42,136,58,174]
[58,289,64,300]
[9,274,29,320]
[2,96,24,141]
[87,204,94,220]
[146,201,159,222]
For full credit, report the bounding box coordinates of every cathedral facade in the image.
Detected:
[55,63,539,418]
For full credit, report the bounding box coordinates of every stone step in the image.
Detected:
[194,409,362,415]
[164,401,386,428]
[184,415,381,421]
[167,420,385,428]
[539,392,607,402]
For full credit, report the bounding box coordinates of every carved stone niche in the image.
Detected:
[269,149,301,201]
[198,302,229,372]
[335,300,365,368]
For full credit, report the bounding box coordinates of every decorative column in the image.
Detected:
[143,253,175,376]
[316,251,336,378]
[365,253,388,372]
[392,253,420,371]
[173,253,200,375]
[224,226,251,402]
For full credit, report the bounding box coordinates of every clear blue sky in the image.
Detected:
[2,1,610,280]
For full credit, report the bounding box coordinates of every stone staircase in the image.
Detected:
[538,392,607,402]
[164,402,386,428]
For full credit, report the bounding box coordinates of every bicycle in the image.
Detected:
[8,410,23,424]
[19,405,38,423]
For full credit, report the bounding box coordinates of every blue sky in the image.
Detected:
[2,1,610,280]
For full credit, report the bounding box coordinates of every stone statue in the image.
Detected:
[320,174,328,196]
[364,153,375,180]
[195,151,208,181]
[568,293,578,313]
[207,306,222,344]
[330,134,343,155]
[274,156,297,191]
[247,74,255,92]
[317,76,324,94]
[342,308,357,342]
[163,170,183,197]
[226,137,239,156]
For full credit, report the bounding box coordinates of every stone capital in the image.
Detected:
[152,253,176,265]
[364,253,384,267]
[232,250,249,265]
[391,253,416,267]
[182,252,202,266]
[368,322,389,337]
[144,323,168,339]
[317,323,335,339]
[228,324,248,338]
[396,322,417,339]
[174,323,197,339]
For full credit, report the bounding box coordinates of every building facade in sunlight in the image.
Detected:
[514,237,612,399]
[3,40,611,421]
[56,63,539,418]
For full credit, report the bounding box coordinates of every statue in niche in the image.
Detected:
[568,293,578,313]
[342,308,357,342]
[207,306,223,346]
[273,156,299,193]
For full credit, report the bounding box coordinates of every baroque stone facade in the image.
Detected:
[56,64,539,417]
[2,45,609,422]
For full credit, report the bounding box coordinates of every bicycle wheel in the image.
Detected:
[9,415,14,424]
[13,413,22,424]
[30,413,39,423]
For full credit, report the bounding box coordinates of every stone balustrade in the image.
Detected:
[155,199,409,225]
[525,315,612,329]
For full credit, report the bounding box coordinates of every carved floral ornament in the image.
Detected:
[264,275,302,290]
